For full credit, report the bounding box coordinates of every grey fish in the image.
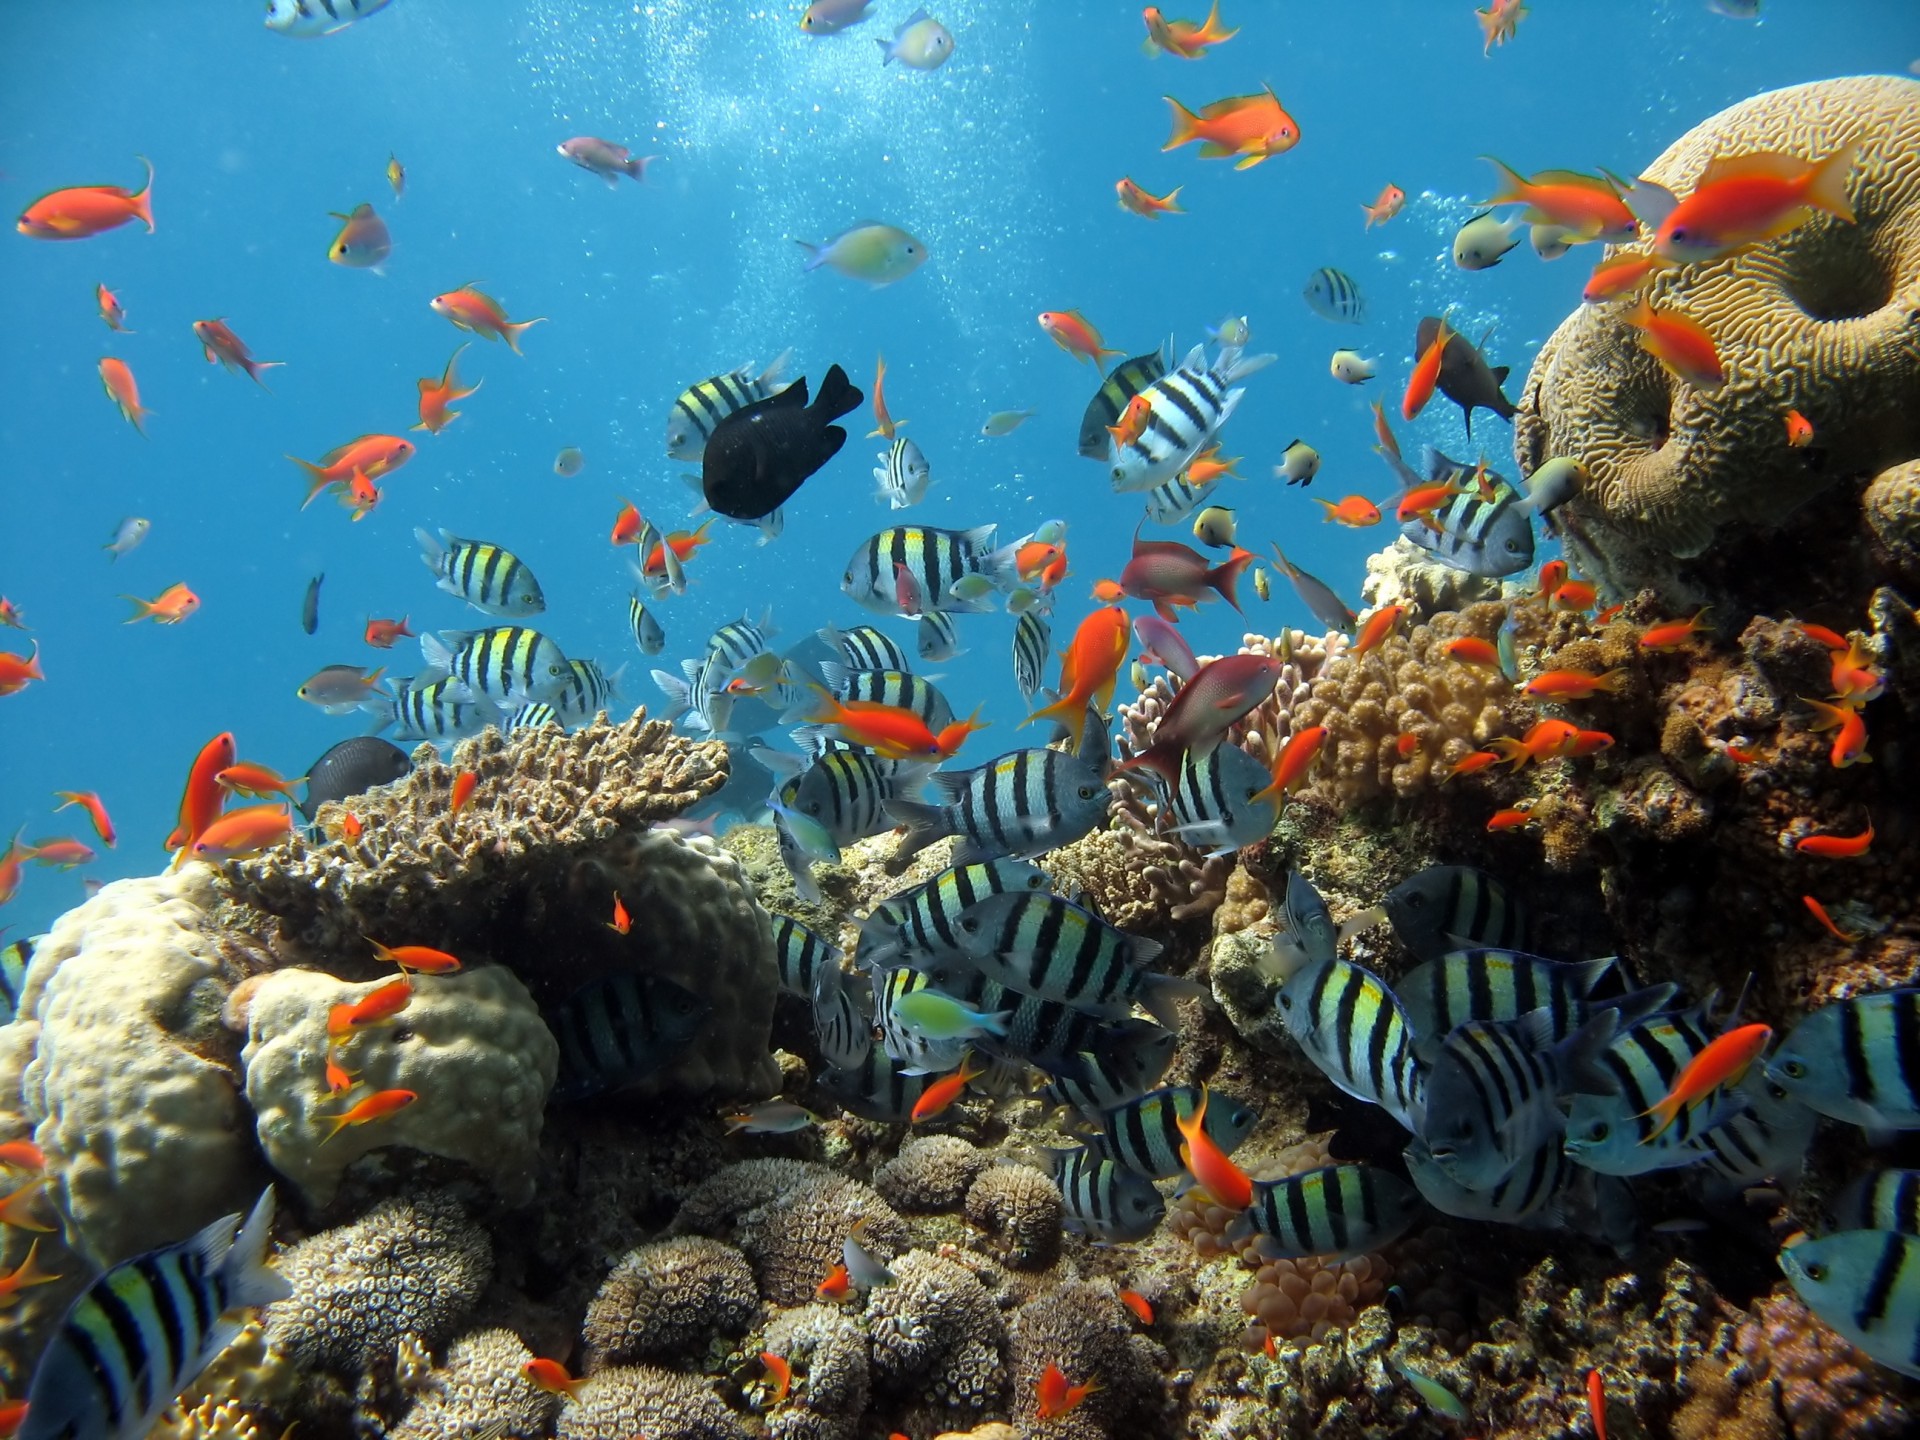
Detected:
[422,626,572,707]
[888,747,1111,864]
[706,610,776,674]
[1037,1023,1180,1117]
[507,702,563,732]
[1768,988,1920,1131]
[821,622,912,673]
[629,595,666,655]
[651,654,733,736]
[298,735,412,821]
[952,890,1193,1025]
[818,1048,937,1122]
[917,610,963,662]
[550,971,710,1098]
[301,573,322,635]
[1682,1068,1818,1202]
[1044,1146,1166,1242]
[556,658,622,725]
[1398,447,1535,578]
[1413,316,1517,434]
[415,528,546,616]
[873,967,971,1076]
[1012,610,1052,701]
[103,515,152,560]
[811,962,873,1071]
[856,858,1051,970]
[783,748,928,848]
[873,435,931,509]
[1833,1169,1920,1238]
[1270,542,1357,633]
[370,673,500,743]
[1163,741,1281,856]
[1779,1229,1920,1380]
[1275,953,1426,1133]
[1228,1165,1424,1262]
[1563,1004,1742,1175]
[21,1190,289,1440]
[1383,865,1528,962]
[1398,949,1676,1064]
[1407,1135,1581,1228]
[1078,343,1170,461]
[817,661,953,732]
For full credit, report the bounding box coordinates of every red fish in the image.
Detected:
[1351,605,1406,656]
[1025,607,1132,749]
[216,762,304,801]
[1796,820,1873,859]
[96,282,131,330]
[414,344,481,434]
[0,599,22,632]
[365,616,414,648]
[190,805,293,862]
[430,285,547,353]
[52,791,116,848]
[320,1087,417,1142]
[367,940,462,975]
[1036,1361,1100,1420]
[1444,636,1502,670]
[290,434,415,509]
[0,835,26,906]
[165,732,237,857]
[25,839,95,870]
[611,501,643,547]
[1119,1290,1154,1324]
[1361,182,1405,229]
[912,1054,985,1124]
[327,978,413,1040]
[193,319,283,388]
[324,1055,357,1094]
[1588,1370,1609,1440]
[0,1143,45,1172]
[1175,1084,1252,1209]
[812,691,987,762]
[1551,580,1599,612]
[1119,536,1253,622]
[0,1400,24,1440]
[450,772,478,812]
[1524,669,1624,701]
[1785,409,1814,447]
[816,1262,853,1301]
[0,645,43,699]
[98,357,149,433]
[1256,725,1326,802]
[1401,317,1452,420]
[1487,807,1539,833]
[868,354,905,439]
[17,157,154,239]
[1802,894,1862,943]
[1143,2,1237,58]
[1654,140,1857,265]
[1582,252,1669,305]
[761,1351,793,1404]
[522,1357,586,1397]
[1637,1022,1773,1141]
[1487,719,1582,769]
[1394,732,1421,758]
[1639,610,1711,653]
[1802,697,1870,768]
[1480,158,1635,243]
[1624,301,1724,390]
[608,892,632,935]
[641,520,715,580]
[1568,728,1615,757]
[1829,638,1884,707]
[1793,621,1849,651]
[1162,86,1299,169]
[123,581,199,625]
[0,1179,49,1233]
[1438,750,1501,783]
[1107,393,1153,449]
[1315,495,1381,527]
[1037,309,1125,371]
[1116,177,1185,219]
[340,812,364,840]
[1537,560,1569,599]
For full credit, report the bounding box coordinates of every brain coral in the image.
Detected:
[241,966,556,1206]
[1516,75,1920,586]
[581,1235,759,1367]
[262,1190,492,1378]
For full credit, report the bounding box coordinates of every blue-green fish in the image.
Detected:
[890,987,1011,1043]
[1780,1228,1920,1379]
[1392,1358,1470,1422]
[1767,988,1920,1131]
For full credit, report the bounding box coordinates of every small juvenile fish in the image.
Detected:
[1394,1358,1469,1420]
[876,7,954,68]
[327,202,391,272]
[1452,208,1525,269]
[557,136,657,187]
[1274,438,1320,486]
[798,223,927,286]
[982,408,1037,436]
[102,516,151,560]
[1330,349,1375,384]
[890,988,1011,1042]
[302,573,323,635]
[1303,267,1365,323]
[297,664,386,715]
[723,1101,819,1134]
[554,447,585,477]
[1192,505,1237,548]
[386,152,404,198]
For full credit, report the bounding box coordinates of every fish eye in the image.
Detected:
[1077,784,1099,799]
[1803,1261,1827,1281]
[1590,1122,1610,1141]
[1780,1060,1807,1079]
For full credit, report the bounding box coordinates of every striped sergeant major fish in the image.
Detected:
[1564,1003,1747,1175]
[1012,610,1052,701]
[774,747,929,848]
[1378,864,1528,964]
[774,913,842,997]
[821,623,912,674]
[873,435,932,509]
[664,351,793,462]
[549,971,710,1099]
[422,626,572,707]
[1142,473,1219,526]
[1399,948,1676,1064]
[855,858,1051,971]
[841,524,1017,617]
[21,1188,290,1440]
[950,891,1199,1027]
[1779,1227,1920,1381]
[507,701,563,733]
[818,1046,938,1123]
[1767,988,1920,1131]
[415,528,545,617]
[366,673,500,743]
[1043,1145,1166,1242]
[1108,343,1276,494]
[1226,1164,1424,1262]
[1406,1134,1583,1229]
[1422,1008,1622,1191]
[1681,1068,1818,1203]
[556,658,623,725]
[629,595,666,656]
[816,661,953,731]
[706,609,776,676]
[1091,1084,1258,1180]
[1078,342,1171,462]
[1161,741,1281,857]
[1303,266,1366,324]
[1834,1169,1920,1238]
[265,0,393,37]
[0,937,30,1025]
[917,610,962,663]
[1036,1022,1180,1119]
[873,966,971,1076]
[811,961,873,1071]
[1274,953,1427,1134]
[888,747,1112,865]
[1379,444,1535,579]
[651,654,734,736]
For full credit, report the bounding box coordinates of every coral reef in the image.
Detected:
[1517,75,1920,591]
[1008,1278,1169,1440]
[963,1162,1063,1270]
[557,1365,749,1440]
[865,1249,1008,1434]
[240,965,556,1206]
[581,1235,759,1367]
[758,1302,870,1440]
[875,1134,988,1212]
[389,1328,560,1440]
[1363,535,1507,618]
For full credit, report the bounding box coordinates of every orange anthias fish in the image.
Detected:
[1481,158,1635,243]
[761,1350,793,1405]
[0,1177,50,1232]
[642,520,715,579]
[1487,807,1540,833]
[1395,732,1421,758]
[912,1053,985,1123]
[1488,718,1582,769]
[1017,541,1065,584]
[1796,820,1874,859]
[867,354,906,439]
[341,468,382,523]
[320,1088,417,1142]
[1568,729,1615,757]
[1829,637,1885,707]
[1582,252,1669,305]
[1794,620,1851,651]
[368,939,463,975]
[1537,559,1569,598]
[0,599,23,631]
[1785,409,1814,447]
[166,732,236,856]
[98,356,149,433]
[1402,318,1453,421]
[1351,605,1406,657]
[1036,1361,1101,1420]
[328,978,413,1040]
[1037,309,1125,371]
[1476,0,1528,55]
[193,319,284,388]
[608,892,632,935]
[1654,139,1858,265]
[1552,580,1599,612]
[1255,725,1326,802]
[430,285,547,354]
[17,157,154,239]
[1395,482,1462,527]
[1162,86,1299,169]
[215,762,305,800]
[1438,750,1501,783]
[450,772,478,813]
[0,645,44,699]
[1803,697,1870,768]
[1175,1085,1252,1208]
[814,691,988,762]
[611,501,644,547]
[365,616,414,648]
[1588,1370,1609,1440]
[324,1055,357,1094]
[1315,495,1382,527]
[1444,636,1502,670]
[24,838,94,869]
[522,1358,587,1397]
[1184,445,1239,484]
[1116,176,1184,219]
[816,1262,853,1301]
[1624,301,1725,390]
[1638,1022,1773,1141]
[1803,894,1863,943]
[1119,1290,1155,1324]
[0,1142,46,1171]
[339,812,365,840]
[53,790,116,848]
[414,343,482,434]
[1361,183,1405,228]
[189,804,293,862]
[1024,606,1131,748]
[1524,669,1625,700]
[1143,2,1237,58]
[0,1400,25,1440]
[1108,393,1153,449]
[0,1240,59,1305]
[96,282,131,330]
[290,434,415,508]
[1639,610,1711,653]
[122,582,199,625]
[1091,578,1127,603]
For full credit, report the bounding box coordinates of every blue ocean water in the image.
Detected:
[0,0,1911,934]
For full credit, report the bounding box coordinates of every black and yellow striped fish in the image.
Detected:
[818,1046,936,1122]
[773,913,841,997]
[840,524,1014,617]
[422,626,572,707]
[1037,1025,1180,1119]
[818,660,953,730]
[1043,1144,1165,1242]
[1275,953,1426,1134]
[856,858,1050,971]
[372,673,499,743]
[1229,1164,1424,1261]
[1077,342,1170,461]
[550,971,710,1099]
[822,622,912,673]
[889,747,1111,864]
[415,527,545,617]
[1012,610,1051,701]
[1091,1084,1258,1180]
[664,351,792,462]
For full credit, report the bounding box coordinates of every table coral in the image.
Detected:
[1517,75,1920,592]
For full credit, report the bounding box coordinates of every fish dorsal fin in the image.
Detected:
[1695,150,1810,188]
[1530,168,1616,193]
[1493,366,1511,384]
[1178,342,1207,371]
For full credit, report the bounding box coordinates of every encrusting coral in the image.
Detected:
[963,1162,1063,1270]
[875,1134,988,1212]
[557,1364,750,1440]
[1008,1278,1169,1440]
[1517,75,1920,591]
[581,1235,759,1367]
[388,1327,560,1440]
[864,1248,1008,1434]
[756,1302,871,1440]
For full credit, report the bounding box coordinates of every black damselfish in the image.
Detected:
[298,735,412,821]
[702,363,863,520]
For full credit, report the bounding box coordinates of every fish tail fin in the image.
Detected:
[247,361,286,391]
[1478,155,1529,207]
[1142,973,1207,1031]
[794,237,827,270]
[625,154,658,183]
[131,154,155,232]
[1200,0,1238,41]
[884,798,950,861]
[1485,736,1529,769]
[650,667,692,723]
[1025,693,1089,750]
[1210,548,1254,613]
[503,317,548,355]
[291,457,335,508]
[1597,669,1628,693]
[119,595,154,623]
[223,1188,292,1308]
[1805,135,1859,223]
[810,363,865,424]
[1162,96,1203,150]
